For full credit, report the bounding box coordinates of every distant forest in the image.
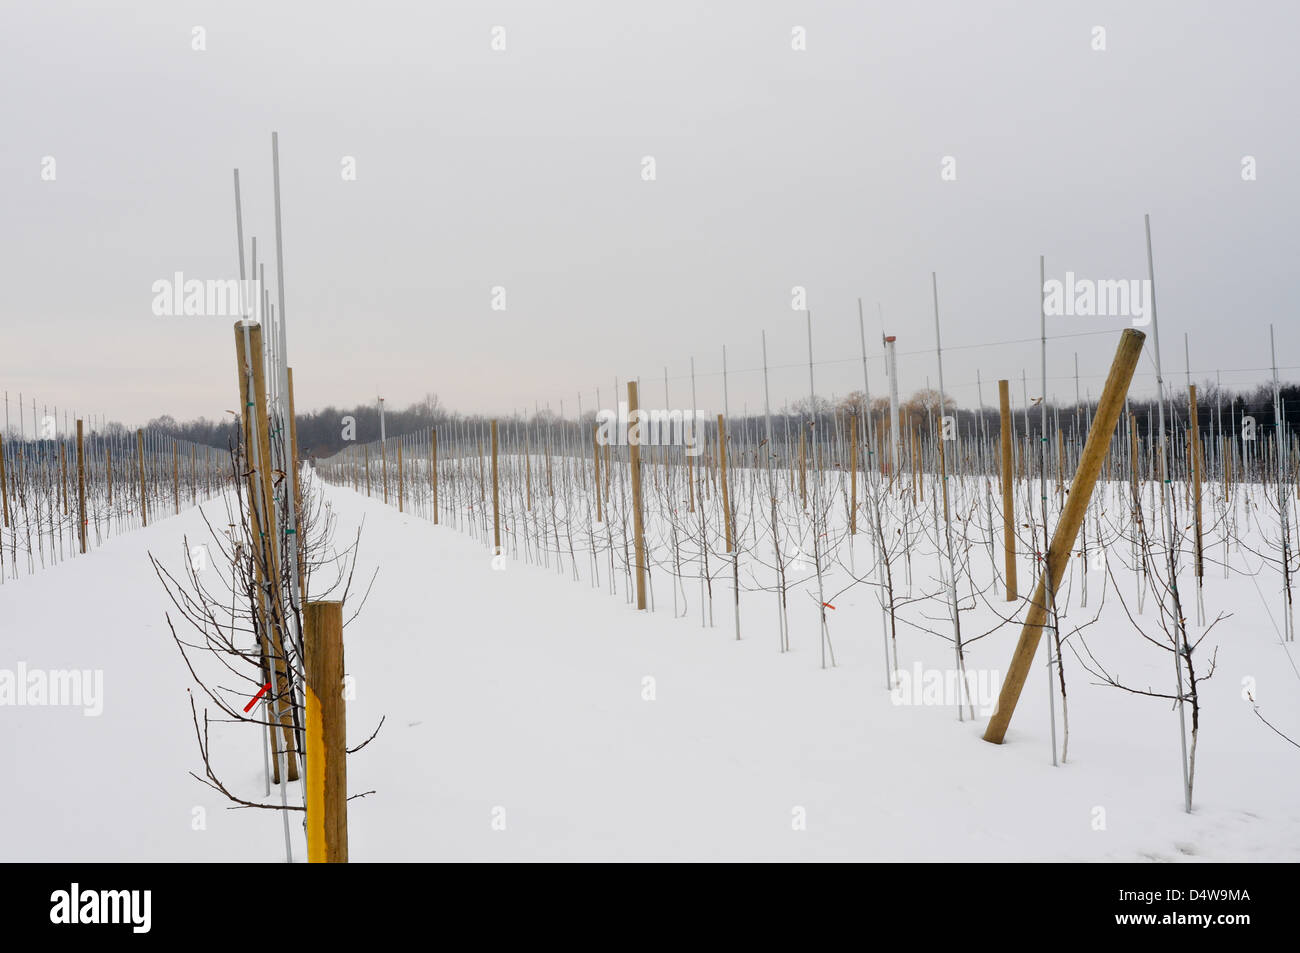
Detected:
[36,381,1299,459]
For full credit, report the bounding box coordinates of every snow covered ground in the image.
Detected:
[3,472,1299,862]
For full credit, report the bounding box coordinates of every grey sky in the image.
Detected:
[3,0,1296,430]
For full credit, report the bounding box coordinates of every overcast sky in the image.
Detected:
[3,0,1297,430]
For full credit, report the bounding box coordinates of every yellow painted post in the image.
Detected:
[305,600,348,863]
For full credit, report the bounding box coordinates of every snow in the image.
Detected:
[3,468,1299,862]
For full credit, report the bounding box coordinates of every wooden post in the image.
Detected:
[430,427,438,524]
[1190,385,1203,578]
[136,429,147,527]
[628,381,647,609]
[999,380,1017,601]
[106,445,112,506]
[397,438,404,513]
[364,444,370,496]
[381,435,388,504]
[304,600,348,863]
[233,326,280,781]
[984,329,1146,744]
[491,420,500,554]
[172,442,179,514]
[717,414,732,552]
[76,420,86,553]
[60,442,68,514]
[233,321,299,782]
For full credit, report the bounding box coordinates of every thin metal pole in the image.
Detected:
[1145,213,1192,813]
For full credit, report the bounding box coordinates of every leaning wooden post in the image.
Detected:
[491,420,501,554]
[76,420,87,553]
[717,413,732,552]
[998,380,1017,601]
[628,381,648,609]
[984,330,1145,744]
[1189,384,1204,579]
[136,429,147,527]
[304,600,348,863]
